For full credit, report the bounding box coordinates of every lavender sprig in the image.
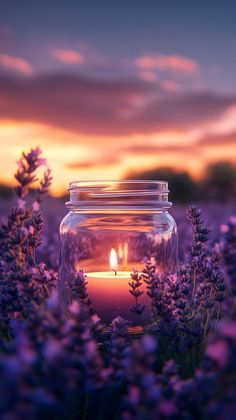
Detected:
[72,270,95,316]
[221,217,236,295]
[15,147,46,203]
[129,270,145,315]
[107,316,130,382]
[0,148,56,325]
[35,168,52,207]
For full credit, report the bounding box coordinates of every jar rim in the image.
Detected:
[69,180,169,192]
[66,180,172,212]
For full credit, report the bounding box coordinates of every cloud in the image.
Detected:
[0,72,235,137]
[161,80,181,92]
[50,45,107,68]
[0,72,153,136]
[123,123,236,158]
[197,131,236,146]
[124,142,202,156]
[0,54,33,75]
[138,70,158,81]
[50,48,84,64]
[136,54,199,75]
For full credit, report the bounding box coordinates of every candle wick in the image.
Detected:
[114,270,117,276]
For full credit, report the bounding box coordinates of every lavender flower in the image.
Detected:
[0,148,55,327]
[129,270,145,315]
[0,149,235,419]
[15,147,46,203]
[107,316,130,382]
[71,270,95,316]
[221,217,236,295]
[35,168,52,205]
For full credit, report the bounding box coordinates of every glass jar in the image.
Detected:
[59,181,177,328]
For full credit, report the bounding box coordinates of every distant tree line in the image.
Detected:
[125,161,236,203]
[0,184,13,199]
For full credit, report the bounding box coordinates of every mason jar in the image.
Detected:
[59,181,177,328]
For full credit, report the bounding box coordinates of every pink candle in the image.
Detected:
[86,248,150,322]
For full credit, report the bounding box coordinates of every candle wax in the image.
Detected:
[86,271,150,323]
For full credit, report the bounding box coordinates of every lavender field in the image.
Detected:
[0,149,236,419]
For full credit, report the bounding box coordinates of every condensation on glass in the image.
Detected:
[59,180,178,328]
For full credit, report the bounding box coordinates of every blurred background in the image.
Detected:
[0,0,236,202]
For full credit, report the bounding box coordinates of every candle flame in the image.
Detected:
[110,248,118,272]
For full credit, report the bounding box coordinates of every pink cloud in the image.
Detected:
[138,70,158,82]
[136,54,199,75]
[161,79,181,92]
[0,54,33,75]
[51,48,84,64]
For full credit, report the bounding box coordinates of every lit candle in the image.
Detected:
[86,248,149,323]
[110,248,118,274]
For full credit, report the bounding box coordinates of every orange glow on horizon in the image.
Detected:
[0,118,235,196]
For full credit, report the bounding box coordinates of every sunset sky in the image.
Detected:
[0,0,236,195]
